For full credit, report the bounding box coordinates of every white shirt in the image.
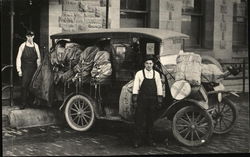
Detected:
[132,69,163,96]
[16,42,41,73]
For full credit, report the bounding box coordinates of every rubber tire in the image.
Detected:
[172,106,214,147]
[212,97,238,134]
[201,55,223,71]
[65,94,95,131]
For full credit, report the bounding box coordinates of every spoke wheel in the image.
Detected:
[212,97,238,134]
[65,94,95,131]
[172,106,213,146]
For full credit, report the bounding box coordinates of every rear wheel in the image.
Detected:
[212,97,238,134]
[172,106,213,146]
[65,94,95,131]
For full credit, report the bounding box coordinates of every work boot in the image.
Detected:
[133,140,141,148]
[19,104,26,110]
[147,139,156,146]
[146,132,156,146]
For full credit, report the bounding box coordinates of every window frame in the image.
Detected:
[181,0,205,49]
[232,1,248,49]
[120,0,150,28]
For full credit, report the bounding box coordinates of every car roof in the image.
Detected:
[50,28,189,42]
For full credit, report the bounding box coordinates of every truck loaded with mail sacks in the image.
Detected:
[30,28,241,146]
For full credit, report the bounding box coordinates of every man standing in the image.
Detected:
[16,30,41,109]
[132,55,163,148]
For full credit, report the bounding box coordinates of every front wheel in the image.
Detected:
[212,97,238,134]
[172,106,214,146]
[65,94,95,131]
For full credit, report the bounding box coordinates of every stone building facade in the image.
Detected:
[1,0,248,64]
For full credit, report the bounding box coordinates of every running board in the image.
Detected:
[97,115,133,124]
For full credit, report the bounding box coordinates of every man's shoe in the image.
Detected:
[19,104,26,110]
[133,143,139,148]
[134,143,140,148]
[147,140,156,146]
[149,141,156,146]
[133,141,141,148]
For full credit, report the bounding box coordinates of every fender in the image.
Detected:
[160,99,208,121]
[59,92,101,118]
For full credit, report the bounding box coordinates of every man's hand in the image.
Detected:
[227,65,241,76]
[18,71,22,77]
[157,95,163,110]
[132,94,138,110]
[37,61,41,67]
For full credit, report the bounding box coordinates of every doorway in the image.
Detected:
[1,0,41,84]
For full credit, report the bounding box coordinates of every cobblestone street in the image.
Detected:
[2,93,249,156]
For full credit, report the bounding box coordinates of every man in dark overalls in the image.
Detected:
[16,30,41,109]
[132,55,163,148]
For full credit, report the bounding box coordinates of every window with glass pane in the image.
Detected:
[181,0,203,48]
[120,0,148,28]
[233,0,248,48]
[121,0,146,10]
[120,12,145,27]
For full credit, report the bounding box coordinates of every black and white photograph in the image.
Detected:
[1,0,249,156]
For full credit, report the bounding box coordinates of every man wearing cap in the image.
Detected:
[16,30,41,109]
[132,55,163,148]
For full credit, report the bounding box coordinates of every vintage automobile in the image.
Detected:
[47,28,239,147]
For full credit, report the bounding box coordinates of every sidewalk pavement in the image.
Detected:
[222,79,249,92]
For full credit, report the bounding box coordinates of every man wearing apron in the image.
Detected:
[132,55,163,148]
[16,30,41,109]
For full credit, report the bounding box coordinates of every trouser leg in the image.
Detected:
[21,71,30,105]
[21,65,36,106]
[146,98,156,143]
[134,103,145,144]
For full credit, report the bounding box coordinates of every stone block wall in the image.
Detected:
[158,0,182,32]
[49,0,62,48]
[213,0,233,60]
[48,0,119,48]
[58,0,106,32]
[44,0,247,61]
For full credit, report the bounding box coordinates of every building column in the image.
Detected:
[40,0,49,56]
[203,0,215,49]
[149,0,159,28]
[158,0,182,32]
[48,0,62,48]
[109,0,120,28]
[213,0,233,60]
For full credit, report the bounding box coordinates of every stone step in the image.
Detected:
[2,106,20,128]
[2,86,21,100]
[2,115,9,127]
[8,108,63,129]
